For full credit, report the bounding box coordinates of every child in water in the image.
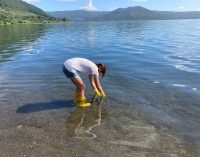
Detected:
[63,58,106,107]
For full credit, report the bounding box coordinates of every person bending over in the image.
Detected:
[63,58,106,107]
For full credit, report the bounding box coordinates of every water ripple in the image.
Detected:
[0,21,200,141]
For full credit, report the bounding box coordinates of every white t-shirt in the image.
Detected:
[64,58,99,77]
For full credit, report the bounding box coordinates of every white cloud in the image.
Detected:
[81,0,97,11]
[23,0,40,3]
[178,6,185,9]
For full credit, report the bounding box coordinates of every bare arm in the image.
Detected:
[89,74,105,96]
[93,75,104,94]
[88,74,97,90]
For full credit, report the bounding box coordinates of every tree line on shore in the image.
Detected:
[0,0,68,25]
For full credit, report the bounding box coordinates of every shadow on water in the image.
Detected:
[16,100,75,114]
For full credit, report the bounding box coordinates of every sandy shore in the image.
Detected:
[0,87,198,157]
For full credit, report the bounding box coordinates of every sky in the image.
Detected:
[23,0,200,12]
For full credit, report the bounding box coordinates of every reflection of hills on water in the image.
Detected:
[65,97,107,139]
[0,24,48,63]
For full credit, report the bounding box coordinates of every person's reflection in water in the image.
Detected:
[65,95,107,139]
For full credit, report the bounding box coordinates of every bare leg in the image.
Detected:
[70,76,86,99]
[70,76,91,107]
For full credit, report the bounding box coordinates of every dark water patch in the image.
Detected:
[16,100,75,114]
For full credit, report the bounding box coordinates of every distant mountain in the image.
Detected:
[48,10,109,21]
[49,6,200,22]
[0,0,62,24]
[93,6,162,21]
[157,11,200,20]
[92,6,200,21]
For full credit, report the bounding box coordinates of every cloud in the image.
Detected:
[23,0,40,3]
[81,0,97,11]
[178,6,185,9]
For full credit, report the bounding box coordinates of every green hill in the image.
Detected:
[0,0,61,24]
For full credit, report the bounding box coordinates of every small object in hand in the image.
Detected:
[100,92,106,97]
[94,88,101,96]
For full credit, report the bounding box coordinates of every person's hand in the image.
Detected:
[94,88,101,96]
[100,91,106,97]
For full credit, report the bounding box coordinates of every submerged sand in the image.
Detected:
[0,87,199,157]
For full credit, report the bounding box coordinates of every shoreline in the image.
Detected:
[0,21,69,25]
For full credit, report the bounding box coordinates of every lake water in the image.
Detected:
[0,20,200,156]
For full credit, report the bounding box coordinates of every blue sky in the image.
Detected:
[23,0,200,12]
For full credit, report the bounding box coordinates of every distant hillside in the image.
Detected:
[48,10,109,21]
[0,0,63,24]
[49,6,200,22]
[93,6,161,21]
[157,11,200,20]
[92,6,200,21]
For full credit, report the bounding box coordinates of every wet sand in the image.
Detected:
[0,86,198,157]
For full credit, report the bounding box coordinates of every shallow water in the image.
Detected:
[0,21,200,156]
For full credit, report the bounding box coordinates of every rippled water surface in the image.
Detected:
[0,21,200,156]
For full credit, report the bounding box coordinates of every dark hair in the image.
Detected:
[95,63,106,78]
